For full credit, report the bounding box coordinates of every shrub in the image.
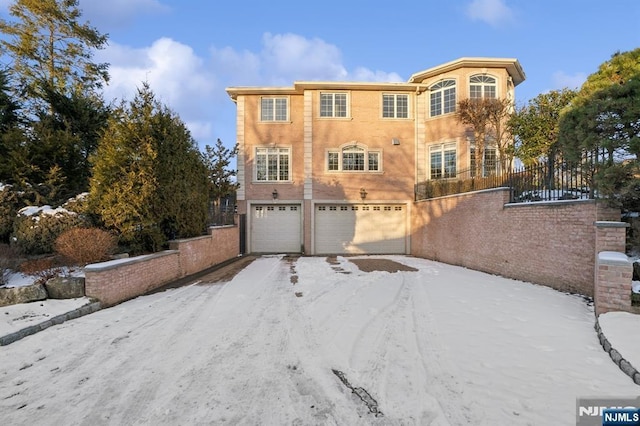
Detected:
[55,227,117,265]
[19,257,62,285]
[0,244,19,286]
[12,207,86,255]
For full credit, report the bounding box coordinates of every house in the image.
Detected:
[225,57,526,255]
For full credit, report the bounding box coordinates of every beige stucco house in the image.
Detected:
[226,57,525,255]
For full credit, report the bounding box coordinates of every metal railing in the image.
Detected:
[415,160,596,203]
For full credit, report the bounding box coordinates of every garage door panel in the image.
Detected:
[252,205,301,253]
[315,204,406,254]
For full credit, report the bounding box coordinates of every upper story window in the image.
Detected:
[255,147,290,181]
[260,97,288,121]
[320,92,348,118]
[469,75,497,99]
[429,80,456,117]
[429,142,457,179]
[382,94,409,118]
[327,144,381,172]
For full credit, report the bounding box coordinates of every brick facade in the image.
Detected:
[411,189,620,297]
[85,225,240,306]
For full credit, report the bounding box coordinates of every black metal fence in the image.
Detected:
[415,160,596,203]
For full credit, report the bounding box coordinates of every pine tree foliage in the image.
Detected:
[89,83,208,253]
[508,89,577,166]
[0,0,109,110]
[203,138,238,216]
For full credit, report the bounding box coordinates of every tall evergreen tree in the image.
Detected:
[89,83,209,253]
[0,0,109,111]
[203,138,238,223]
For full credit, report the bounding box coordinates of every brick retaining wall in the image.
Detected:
[85,225,240,306]
[595,251,633,315]
[411,188,620,297]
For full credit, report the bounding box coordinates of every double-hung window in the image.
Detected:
[429,143,457,179]
[261,97,288,121]
[470,145,498,177]
[327,144,381,172]
[382,94,409,118]
[469,75,497,99]
[429,80,456,117]
[255,147,290,181]
[320,93,348,118]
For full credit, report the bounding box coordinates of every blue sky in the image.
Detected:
[1,0,639,155]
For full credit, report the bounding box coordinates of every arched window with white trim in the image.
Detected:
[429,79,456,117]
[326,143,381,172]
[469,75,497,99]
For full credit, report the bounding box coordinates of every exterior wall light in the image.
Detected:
[360,188,367,201]
[272,189,278,200]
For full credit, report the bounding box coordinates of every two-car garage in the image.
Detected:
[249,203,407,255]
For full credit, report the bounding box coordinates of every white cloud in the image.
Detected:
[551,71,587,90]
[98,33,404,148]
[466,0,515,27]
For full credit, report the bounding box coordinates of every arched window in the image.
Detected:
[429,79,456,117]
[327,143,381,172]
[469,75,497,99]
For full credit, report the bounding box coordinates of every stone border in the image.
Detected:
[595,318,640,386]
[0,301,101,346]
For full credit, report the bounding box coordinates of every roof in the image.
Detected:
[226,57,527,101]
[408,57,526,86]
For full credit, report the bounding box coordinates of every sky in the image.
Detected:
[2,255,639,425]
[1,0,639,155]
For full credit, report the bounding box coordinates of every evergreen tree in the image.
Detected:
[203,138,238,224]
[508,88,577,166]
[89,83,208,253]
[0,0,109,111]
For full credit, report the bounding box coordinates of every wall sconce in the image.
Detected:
[272,189,278,200]
[359,188,367,202]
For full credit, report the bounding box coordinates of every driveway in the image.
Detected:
[0,255,637,425]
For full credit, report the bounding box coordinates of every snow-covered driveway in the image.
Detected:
[0,255,637,425]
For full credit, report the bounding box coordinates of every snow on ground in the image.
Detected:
[0,298,92,336]
[0,255,637,426]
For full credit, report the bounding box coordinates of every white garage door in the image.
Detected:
[251,204,302,253]
[315,204,406,255]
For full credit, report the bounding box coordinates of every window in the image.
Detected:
[261,97,288,121]
[255,147,290,181]
[470,75,497,99]
[382,94,409,118]
[320,93,348,118]
[470,145,498,177]
[429,143,457,179]
[429,80,456,117]
[327,144,381,172]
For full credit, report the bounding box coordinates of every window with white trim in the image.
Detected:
[255,147,290,181]
[429,142,457,179]
[320,93,348,118]
[470,145,498,177]
[260,97,288,121]
[327,144,381,172]
[470,75,497,99]
[429,80,456,117]
[382,94,409,118]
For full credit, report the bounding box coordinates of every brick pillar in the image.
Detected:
[594,251,633,316]
[595,221,628,254]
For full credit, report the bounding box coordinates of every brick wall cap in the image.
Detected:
[505,198,594,208]
[209,225,236,230]
[85,250,179,272]
[598,251,630,265]
[595,221,630,228]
